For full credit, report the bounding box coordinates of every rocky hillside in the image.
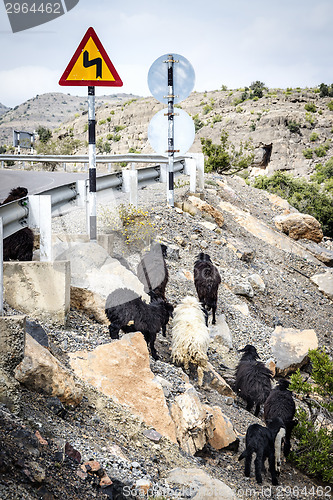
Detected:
[0,92,138,146]
[22,86,333,179]
[2,86,333,180]
[0,102,10,117]
[1,171,332,499]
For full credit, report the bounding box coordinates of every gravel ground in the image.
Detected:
[1,172,332,499]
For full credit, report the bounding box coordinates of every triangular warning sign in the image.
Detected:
[59,27,123,87]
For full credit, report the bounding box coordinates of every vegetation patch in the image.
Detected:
[289,349,333,484]
[253,171,333,236]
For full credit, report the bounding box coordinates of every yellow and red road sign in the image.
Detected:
[59,27,123,87]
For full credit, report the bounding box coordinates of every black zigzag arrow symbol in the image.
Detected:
[83,51,102,78]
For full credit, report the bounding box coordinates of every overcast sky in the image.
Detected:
[1,0,333,108]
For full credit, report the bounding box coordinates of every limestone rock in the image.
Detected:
[274,213,323,243]
[227,279,254,298]
[270,326,318,376]
[188,196,224,227]
[301,240,333,265]
[69,332,177,443]
[14,333,83,406]
[209,315,233,349]
[170,385,215,455]
[54,241,149,321]
[203,363,234,397]
[310,271,333,300]
[247,273,265,292]
[70,286,109,325]
[204,405,237,450]
[166,467,238,499]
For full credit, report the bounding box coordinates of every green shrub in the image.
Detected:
[203,104,213,115]
[36,126,52,143]
[212,114,222,123]
[304,102,317,113]
[302,148,313,159]
[327,101,333,111]
[201,129,254,175]
[288,349,333,483]
[114,125,125,133]
[309,132,319,142]
[305,112,316,126]
[310,158,333,187]
[314,142,330,157]
[287,121,301,134]
[98,119,106,125]
[253,171,333,236]
[193,114,204,132]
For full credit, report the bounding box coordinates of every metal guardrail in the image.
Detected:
[0,153,188,165]
[0,154,189,238]
[0,198,29,239]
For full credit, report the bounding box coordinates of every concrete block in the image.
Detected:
[3,261,70,325]
[53,233,115,256]
[0,315,26,374]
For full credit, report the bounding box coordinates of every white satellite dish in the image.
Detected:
[148,108,195,157]
[148,53,195,104]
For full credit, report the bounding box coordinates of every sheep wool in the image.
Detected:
[171,296,210,386]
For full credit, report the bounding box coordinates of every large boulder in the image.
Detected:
[274,213,323,243]
[169,385,215,455]
[166,468,238,499]
[310,271,333,300]
[69,332,177,443]
[204,405,238,450]
[53,240,148,322]
[270,326,318,376]
[14,333,83,406]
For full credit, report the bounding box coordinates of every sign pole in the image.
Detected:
[167,54,175,207]
[88,85,97,241]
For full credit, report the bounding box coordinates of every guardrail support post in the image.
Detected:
[76,180,87,209]
[122,168,138,207]
[184,157,197,192]
[0,217,3,314]
[28,195,52,262]
[190,153,205,189]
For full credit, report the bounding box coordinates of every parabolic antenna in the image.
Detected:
[148,53,195,104]
[148,108,195,157]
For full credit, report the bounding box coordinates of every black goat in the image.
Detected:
[238,417,286,485]
[137,243,169,300]
[105,287,173,360]
[234,345,273,416]
[1,187,34,261]
[264,379,297,457]
[193,253,221,325]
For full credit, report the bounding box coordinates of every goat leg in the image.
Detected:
[108,324,120,340]
[268,453,279,486]
[254,452,264,484]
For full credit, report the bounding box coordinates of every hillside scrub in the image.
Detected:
[252,171,333,237]
[289,349,333,483]
[201,129,254,175]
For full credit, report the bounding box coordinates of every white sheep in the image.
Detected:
[171,295,210,386]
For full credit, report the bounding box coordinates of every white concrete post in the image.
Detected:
[28,195,52,262]
[0,217,3,314]
[122,168,138,207]
[159,164,168,183]
[191,152,205,189]
[76,179,88,209]
[184,157,197,192]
